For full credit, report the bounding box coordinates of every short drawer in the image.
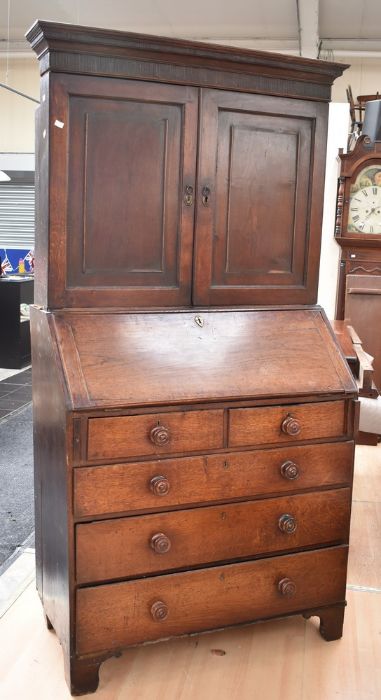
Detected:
[229,401,346,448]
[76,488,351,584]
[87,409,224,462]
[76,545,348,655]
[74,441,354,518]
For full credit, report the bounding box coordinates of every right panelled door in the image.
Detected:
[193,89,328,306]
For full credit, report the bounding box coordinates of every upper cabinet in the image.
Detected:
[28,21,347,309]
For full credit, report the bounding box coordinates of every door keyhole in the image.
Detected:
[202,186,210,206]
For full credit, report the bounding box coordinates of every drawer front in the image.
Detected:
[76,545,348,654]
[87,409,224,462]
[74,441,354,518]
[76,488,351,583]
[229,401,346,448]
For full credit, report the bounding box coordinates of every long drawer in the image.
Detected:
[228,401,346,447]
[76,488,351,583]
[76,546,348,655]
[74,441,354,518]
[87,409,224,462]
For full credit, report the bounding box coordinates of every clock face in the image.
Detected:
[348,164,381,234]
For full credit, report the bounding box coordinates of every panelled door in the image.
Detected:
[193,89,328,306]
[49,75,198,308]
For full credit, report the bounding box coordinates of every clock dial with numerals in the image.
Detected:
[349,185,381,233]
[348,163,381,234]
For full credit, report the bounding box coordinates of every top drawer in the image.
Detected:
[229,401,346,448]
[87,409,224,462]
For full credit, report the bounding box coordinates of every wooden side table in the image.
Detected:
[332,320,380,444]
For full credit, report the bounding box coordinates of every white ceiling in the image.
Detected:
[1,0,381,58]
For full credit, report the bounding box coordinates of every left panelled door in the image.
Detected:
[48,75,198,308]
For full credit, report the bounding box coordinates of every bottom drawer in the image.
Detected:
[76,546,348,655]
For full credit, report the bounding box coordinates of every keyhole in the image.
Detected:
[202,187,210,206]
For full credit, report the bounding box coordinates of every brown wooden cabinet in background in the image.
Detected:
[28,20,356,695]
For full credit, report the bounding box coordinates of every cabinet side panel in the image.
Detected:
[30,307,72,656]
[34,74,49,308]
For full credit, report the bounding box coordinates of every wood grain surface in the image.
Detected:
[76,546,348,654]
[76,489,351,583]
[228,401,346,447]
[53,309,357,409]
[74,441,354,518]
[87,410,224,461]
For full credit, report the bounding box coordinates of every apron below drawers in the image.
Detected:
[76,488,351,583]
[76,545,348,655]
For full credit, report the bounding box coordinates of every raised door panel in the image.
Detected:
[47,75,198,308]
[193,90,328,305]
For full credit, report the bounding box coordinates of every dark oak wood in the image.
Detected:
[43,75,198,309]
[334,139,381,388]
[76,489,350,583]
[344,274,381,391]
[64,657,101,697]
[28,22,354,696]
[228,401,346,447]
[73,441,354,518]
[51,309,356,410]
[28,22,346,310]
[303,603,346,641]
[193,90,328,306]
[76,546,348,655]
[87,409,224,461]
[30,307,74,670]
[27,21,347,102]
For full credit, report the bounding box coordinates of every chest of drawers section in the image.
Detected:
[72,398,355,662]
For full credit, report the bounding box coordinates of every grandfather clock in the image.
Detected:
[335,135,381,388]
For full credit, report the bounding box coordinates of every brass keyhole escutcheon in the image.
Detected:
[194,315,204,328]
[202,186,210,206]
[184,185,194,206]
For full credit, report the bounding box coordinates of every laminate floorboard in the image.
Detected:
[0,444,380,700]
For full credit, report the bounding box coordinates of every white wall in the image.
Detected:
[317,103,350,319]
[0,57,39,153]
[331,58,381,104]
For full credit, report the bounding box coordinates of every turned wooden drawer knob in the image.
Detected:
[150,425,171,447]
[150,475,170,496]
[278,577,297,597]
[278,513,297,534]
[150,532,171,554]
[150,600,169,622]
[280,460,300,480]
[281,415,301,437]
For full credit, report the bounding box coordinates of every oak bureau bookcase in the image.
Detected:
[27,20,357,696]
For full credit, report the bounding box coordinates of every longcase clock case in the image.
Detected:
[27,20,357,696]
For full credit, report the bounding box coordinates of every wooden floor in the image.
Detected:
[1,444,380,700]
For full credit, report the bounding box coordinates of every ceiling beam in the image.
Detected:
[296,0,319,59]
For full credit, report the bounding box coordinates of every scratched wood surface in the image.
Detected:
[52,309,357,409]
[1,444,379,700]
